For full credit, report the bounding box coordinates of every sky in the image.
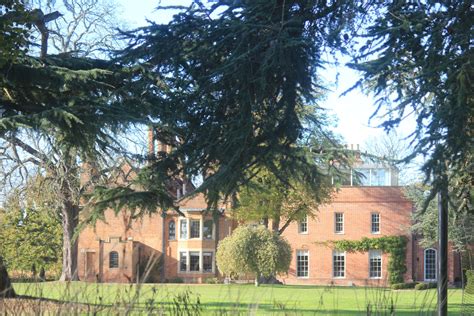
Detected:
[116,0,417,151]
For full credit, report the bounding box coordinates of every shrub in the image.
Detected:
[391,282,418,290]
[204,277,220,284]
[466,270,474,294]
[166,277,184,283]
[216,225,292,283]
[415,282,437,290]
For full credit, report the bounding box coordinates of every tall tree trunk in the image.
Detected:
[0,257,15,298]
[59,200,79,281]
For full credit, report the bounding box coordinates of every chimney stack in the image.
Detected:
[147,126,155,159]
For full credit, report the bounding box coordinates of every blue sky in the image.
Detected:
[117,0,417,149]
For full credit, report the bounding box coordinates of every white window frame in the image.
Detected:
[177,249,216,274]
[298,215,308,234]
[177,216,215,241]
[202,219,215,240]
[334,212,344,234]
[189,219,201,239]
[371,212,380,234]
[168,220,176,240]
[202,251,214,273]
[296,250,309,278]
[424,248,437,282]
[179,251,187,272]
[332,250,346,278]
[178,218,188,240]
[368,250,382,279]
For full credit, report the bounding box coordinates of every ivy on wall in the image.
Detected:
[320,236,408,285]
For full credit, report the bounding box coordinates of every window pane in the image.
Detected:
[180,219,188,239]
[335,213,344,233]
[296,250,309,277]
[203,220,213,239]
[179,251,187,272]
[190,220,200,239]
[425,249,437,281]
[109,251,119,268]
[299,216,308,233]
[190,252,200,271]
[203,252,213,272]
[169,221,175,240]
[371,213,380,233]
[355,169,371,186]
[372,169,386,186]
[333,251,345,277]
[369,250,382,278]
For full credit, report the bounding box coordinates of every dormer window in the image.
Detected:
[354,168,389,186]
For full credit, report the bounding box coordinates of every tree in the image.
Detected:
[0,1,30,67]
[233,103,343,233]
[406,183,474,253]
[0,1,137,281]
[89,0,359,215]
[216,225,292,286]
[0,176,62,277]
[27,0,125,57]
[348,1,473,211]
[363,131,422,185]
[234,168,332,234]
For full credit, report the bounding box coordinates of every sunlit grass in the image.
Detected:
[6,282,466,315]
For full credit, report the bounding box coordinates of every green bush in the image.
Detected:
[391,282,418,290]
[204,277,220,284]
[166,277,184,283]
[216,225,292,281]
[415,282,437,290]
[466,270,474,294]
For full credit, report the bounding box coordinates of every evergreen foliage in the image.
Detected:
[0,176,62,276]
[104,0,359,212]
[406,183,473,252]
[349,1,473,210]
[216,225,292,283]
[324,236,408,285]
[0,1,30,67]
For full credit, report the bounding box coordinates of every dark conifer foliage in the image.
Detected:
[104,0,356,210]
[349,1,473,212]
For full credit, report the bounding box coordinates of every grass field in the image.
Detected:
[6,282,469,315]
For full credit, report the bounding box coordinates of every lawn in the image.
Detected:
[8,282,469,315]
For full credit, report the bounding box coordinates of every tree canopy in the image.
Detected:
[0,176,62,276]
[216,225,292,284]
[95,0,358,212]
[349,1,473,211]
[406,183,473,253]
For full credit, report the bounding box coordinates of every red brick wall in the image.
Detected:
[78,186,461,286]
[280,187,414,286]
[77,194,233,283]
[413,242,459,283]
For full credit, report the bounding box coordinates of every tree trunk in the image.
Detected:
[271,218,280,232]
[59,200,79,281]
[0,257,15,298]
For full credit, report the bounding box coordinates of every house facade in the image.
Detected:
[77,142,462,285]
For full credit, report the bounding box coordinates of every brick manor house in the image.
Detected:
[77,135,462,285]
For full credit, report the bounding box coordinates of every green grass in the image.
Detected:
[11,282,467,315]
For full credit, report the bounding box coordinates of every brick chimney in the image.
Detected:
[147,125,155,159]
